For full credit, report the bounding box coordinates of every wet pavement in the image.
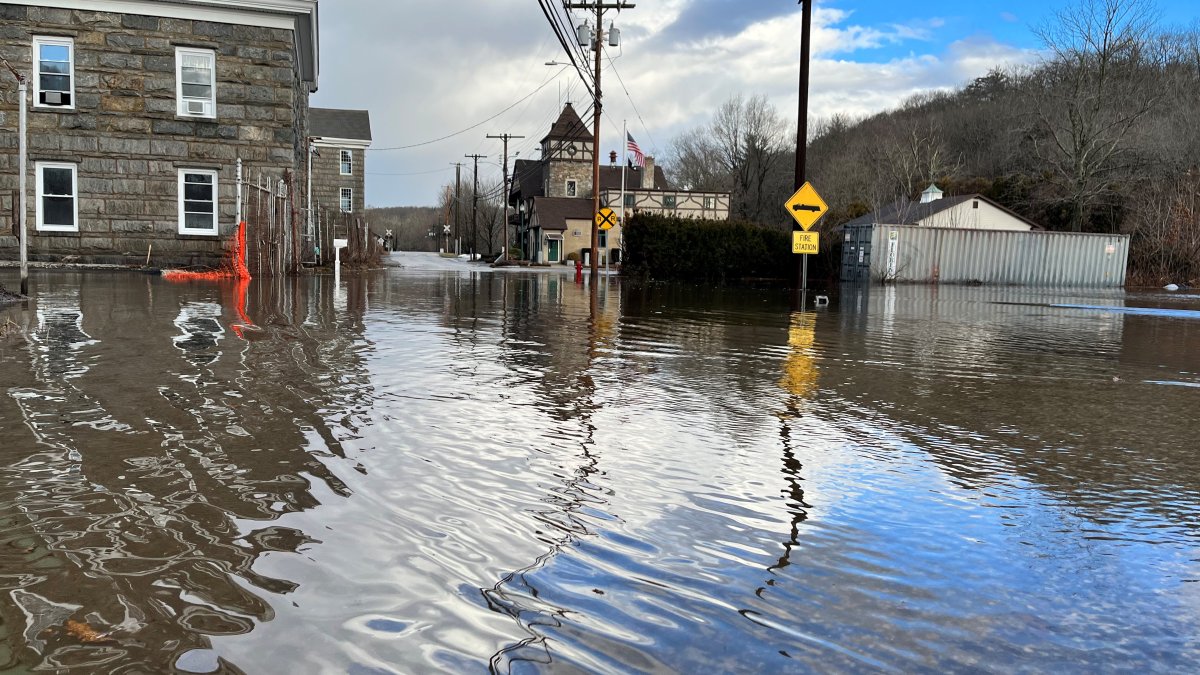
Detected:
[0,269,1197,673]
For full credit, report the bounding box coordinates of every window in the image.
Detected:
[33,37,74,108]
[663,195,676,210]
[703,196,716,210]
[178,169,218,235]
[598,231,608,248]
[565,180,577,197]
[624,194,635,208]
[176,47,216,118]
[340,150,353,175]
[340,188,353,212]
[36,162,77,232]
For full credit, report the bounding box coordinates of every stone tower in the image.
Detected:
[541,103,594,199]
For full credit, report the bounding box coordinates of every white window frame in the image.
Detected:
[340,149,353,176]
[178,169,219,236]
[598,230,608,248]
[33,36,75,110]
[176,47,216,119]
[703,196,716,210]
[35,162,78,232]
[340,188,353,213]
[565,179,577,197]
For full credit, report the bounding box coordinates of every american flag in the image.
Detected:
[627,132,645,168]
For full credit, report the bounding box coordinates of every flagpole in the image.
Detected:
[620,120,627,268]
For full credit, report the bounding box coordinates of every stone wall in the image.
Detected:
[0,5,307,267]
[546,159,592,199]
[311,145,365,234]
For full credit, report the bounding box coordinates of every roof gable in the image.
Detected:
[844,194,1042,231]
[540,103,593,144]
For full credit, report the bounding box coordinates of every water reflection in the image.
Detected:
[0,273,377,672]
[0,271,1197,672]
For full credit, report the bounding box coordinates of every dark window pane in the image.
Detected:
[43,196,74,226]
[39,45,69,62]
[40,61,70,75]
[181,84,212,99]
[185,212,214,230]
[184,183,213,201]
[184,173,213,185]
[40,74,70,92]
[184,200,214,214]
[43,168,73,195]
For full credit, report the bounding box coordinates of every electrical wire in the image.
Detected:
[367,67,568,152]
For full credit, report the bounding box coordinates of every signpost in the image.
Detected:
[784,181,827,296]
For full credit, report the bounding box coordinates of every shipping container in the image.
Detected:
[841,225,1129,288]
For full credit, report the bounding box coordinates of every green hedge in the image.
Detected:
[622,213,793,283]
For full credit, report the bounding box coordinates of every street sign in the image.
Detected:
[792,231,819,255]
[785,182,828,231]
[596,207,617,230]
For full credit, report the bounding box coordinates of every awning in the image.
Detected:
[545,233,563,241]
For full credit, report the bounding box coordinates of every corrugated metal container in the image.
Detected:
[841,225,1130,288]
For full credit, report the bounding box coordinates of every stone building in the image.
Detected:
[308,107,371,234]
[0,0,319,266]
[510,103,731,265]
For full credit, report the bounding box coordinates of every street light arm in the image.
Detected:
[0,55,25,82]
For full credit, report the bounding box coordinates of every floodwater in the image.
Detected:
[0,264,1198,674]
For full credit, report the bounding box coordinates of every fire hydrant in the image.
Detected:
[574,258,583,283]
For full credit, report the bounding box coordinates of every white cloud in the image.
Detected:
[314,2,1039,206]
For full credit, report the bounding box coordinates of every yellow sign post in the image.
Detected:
[596,207,617,230]
[792,231,819,255]
[785,182,828,231]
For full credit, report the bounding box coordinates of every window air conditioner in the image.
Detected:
[185,100,209,116]
[43,91,64,106]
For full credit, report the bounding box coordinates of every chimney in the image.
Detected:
[642,155,655,190]
[609,150,617,166]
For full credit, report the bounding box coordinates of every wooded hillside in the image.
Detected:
[663,0,1200,284]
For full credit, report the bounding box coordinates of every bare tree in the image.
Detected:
[665,94,792,224]
[1025,0,1161,231]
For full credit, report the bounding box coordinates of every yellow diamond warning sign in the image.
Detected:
[792,231,819,255]
[785,182,828,231]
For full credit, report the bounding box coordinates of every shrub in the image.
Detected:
[623,213,794,284]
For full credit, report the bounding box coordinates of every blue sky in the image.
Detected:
[312,0,1200,206]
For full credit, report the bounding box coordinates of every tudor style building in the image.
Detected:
[0,0,319,266]
[510,103,730,265]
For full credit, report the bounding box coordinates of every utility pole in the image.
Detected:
[486,133,524,263]
[1,56,27,296]
[564,0,634,278]
[451,162,463,255]
[465,153,486,259]
[795,0,812,294]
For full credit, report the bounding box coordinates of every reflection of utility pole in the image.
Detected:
[486,133,524,263]
[564,0,634,278]
[464,154,486,259]
[451,162,463,255]
[1,55,28,295]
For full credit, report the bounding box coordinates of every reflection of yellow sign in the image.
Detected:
[779,312,818,398]
[596,207,617,230]
[792,231,819,255]
[785,182,828,231]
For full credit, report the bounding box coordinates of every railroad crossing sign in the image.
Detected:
[792,231,819,255]
[785,182,828,231]
[596,207,618,230]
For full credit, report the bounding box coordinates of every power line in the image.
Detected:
[368,67,568,152]
[367,167,455,177]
